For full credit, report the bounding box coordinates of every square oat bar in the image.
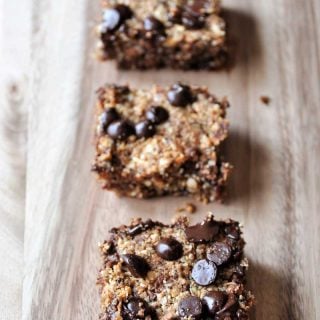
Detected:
[96,0,228,69]
[92,83,232,203]
[97,214,254,319]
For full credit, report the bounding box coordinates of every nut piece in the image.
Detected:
[121,254,150,278]
[177,203,197,214]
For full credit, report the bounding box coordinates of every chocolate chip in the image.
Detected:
[135,120,156,138]
[146,106,169,124]
[144,16,165,33]
[101,5,133,33]
[182,11,205,29]
[206,242,232,266]
[116,4,133,20]
[122,297,151,319]
[185,219,219,243]
[178,296,203,319]
[191,259,217,286]
[121,254,150,278]
[202,291,227,316]
[107,120,134,140]
[100,108,120,132]
[155,237,183,261]
[224,224,240,240]
[102,8,122,33]
[167,84,194,107]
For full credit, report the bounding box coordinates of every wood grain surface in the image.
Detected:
[0,0,30,319]
[24,0,320,319]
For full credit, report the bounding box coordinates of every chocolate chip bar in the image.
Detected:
[96,0,228,69]
[97,214,254,319]
[92,83,232,203]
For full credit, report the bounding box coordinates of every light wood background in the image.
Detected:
[0,0,30,319]
[1,0,316,319]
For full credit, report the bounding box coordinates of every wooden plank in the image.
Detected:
[24,0,320,319]
[0,0,31,318]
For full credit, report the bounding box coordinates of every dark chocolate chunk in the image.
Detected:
[206,242,232,266]
[178,296,203,319]
[100,108,120,132]
[182,11,205,29]
[224,224,240,240]
[167,84,194,107]
[146,106,169,124]
[127,219,156,237]
[191,259,217,286]
[121,254,150,278]
[185,219,219,243]
[107,120,134,140]
[122,297,151,319]
[135,120,156,138]
[144,16,165,33]
[155,237,183,261]
[127,225,146,237]
[202,291,227,316]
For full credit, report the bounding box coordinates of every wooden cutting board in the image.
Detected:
[24,0,320,319]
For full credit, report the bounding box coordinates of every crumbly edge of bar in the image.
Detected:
[94,160,232,203]
[97,214,254,319]
[97,39,228,70]
[102,0,222,17]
